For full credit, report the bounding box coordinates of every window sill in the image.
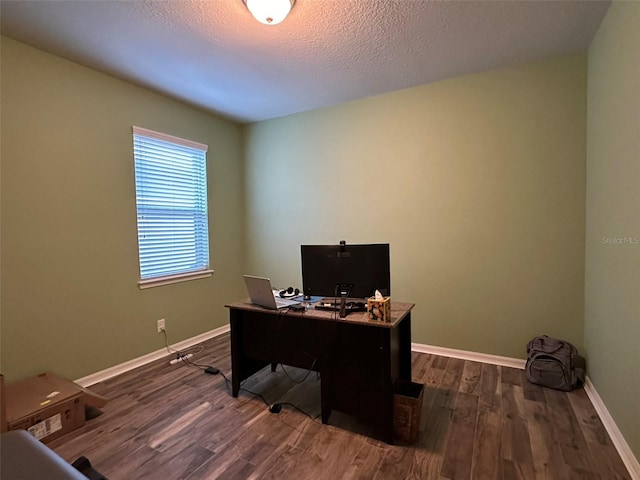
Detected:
[138,270,214,289]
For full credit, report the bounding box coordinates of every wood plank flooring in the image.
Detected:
[48,333,631,479]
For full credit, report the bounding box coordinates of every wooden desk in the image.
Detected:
[225,299,414,442]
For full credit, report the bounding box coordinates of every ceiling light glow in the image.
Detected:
[244,0,295,25]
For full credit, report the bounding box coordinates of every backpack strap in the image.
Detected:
[532,335,566,354]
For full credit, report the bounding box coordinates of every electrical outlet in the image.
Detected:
[157,318,165,334]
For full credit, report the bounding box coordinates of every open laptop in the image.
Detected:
[243,275,300,310]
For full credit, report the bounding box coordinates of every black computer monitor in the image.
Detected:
[300,242,390,299]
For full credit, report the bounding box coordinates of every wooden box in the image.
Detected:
[367,296,391,322]
[393,380,424,444]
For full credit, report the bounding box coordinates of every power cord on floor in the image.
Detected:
[162,328,204,360]
[202,364,316,419]
[161,328,316,419]
[280,361,317,384]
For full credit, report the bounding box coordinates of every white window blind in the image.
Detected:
[132,126,211,286]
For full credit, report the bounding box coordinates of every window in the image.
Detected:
[132,126,212,288]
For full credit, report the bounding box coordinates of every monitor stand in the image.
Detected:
[335,284,352,319]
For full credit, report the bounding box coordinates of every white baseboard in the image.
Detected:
[411,342,527,369]
[74,324,230,387]
[583,377,640,480]
[411,342,638,480]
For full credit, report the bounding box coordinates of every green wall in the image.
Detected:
[244,54,587,360]
[0,37,246,383]
[586,1,640,460]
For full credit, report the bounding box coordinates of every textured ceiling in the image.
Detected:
[1,0,610,123]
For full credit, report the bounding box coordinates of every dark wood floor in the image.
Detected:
[49,333,631,480]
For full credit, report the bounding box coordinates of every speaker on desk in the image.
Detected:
[279,287,300,298]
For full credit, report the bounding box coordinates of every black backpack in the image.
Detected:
[525,335,585,391]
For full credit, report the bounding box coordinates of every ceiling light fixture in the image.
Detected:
[244,0,295,25]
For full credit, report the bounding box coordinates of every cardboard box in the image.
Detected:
[1,374,7,433]
[4,372,107,444]
[367,296,391,322]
